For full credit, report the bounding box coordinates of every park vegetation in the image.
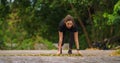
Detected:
[0,0,120,50]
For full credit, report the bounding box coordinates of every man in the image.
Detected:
[57,15,81,54]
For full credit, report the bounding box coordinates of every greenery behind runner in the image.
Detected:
[0,0,120,50]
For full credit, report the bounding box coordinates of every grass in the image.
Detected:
[110,49,120,56]
[0,54,83,56]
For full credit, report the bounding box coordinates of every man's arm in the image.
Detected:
[58,31,63,53]
[74,31,82,54]
[74,32,79,49]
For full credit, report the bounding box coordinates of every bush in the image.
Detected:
[33,36,56,50]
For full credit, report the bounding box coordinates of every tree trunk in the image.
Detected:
[70,3,92,48]
[87,7,93,25]
[110,25,113,37]
[87,6,95,42]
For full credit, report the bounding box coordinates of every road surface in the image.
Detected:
[0,50,120,63]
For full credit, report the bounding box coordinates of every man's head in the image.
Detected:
[64,15,74,29]
[65,20,73,29]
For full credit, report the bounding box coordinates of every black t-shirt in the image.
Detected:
[58,20,78,32]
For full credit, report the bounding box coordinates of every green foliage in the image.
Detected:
[90,0,120,49]
[33,36,56,50]
[0,0,119,50]
[79,34,88,50]
[16,38,34,50]
[103,0,120,25]
[114,0,120,15]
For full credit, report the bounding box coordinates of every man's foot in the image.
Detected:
[68,49,72,54]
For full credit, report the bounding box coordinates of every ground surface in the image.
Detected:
[0,50,120,63]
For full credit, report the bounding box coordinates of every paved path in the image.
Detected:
[0,50,120,63]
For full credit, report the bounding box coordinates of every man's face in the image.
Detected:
[65,20,73,29]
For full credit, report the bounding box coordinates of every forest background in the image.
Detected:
[0,0,120,50]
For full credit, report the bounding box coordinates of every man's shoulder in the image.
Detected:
[59,19,64,26]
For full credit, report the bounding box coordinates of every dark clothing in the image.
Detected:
[58,20,78,49]
[58,20,78,32]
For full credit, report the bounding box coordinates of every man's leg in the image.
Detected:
[68,32,74,54]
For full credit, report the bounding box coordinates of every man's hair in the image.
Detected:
[63,15,75,26]
[63,15,74,22]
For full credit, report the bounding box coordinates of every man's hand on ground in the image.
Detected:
[56,51,61,55]
[77,50,82,55]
